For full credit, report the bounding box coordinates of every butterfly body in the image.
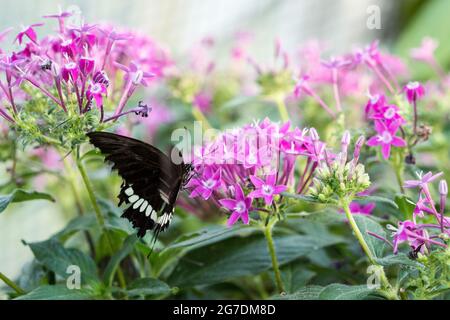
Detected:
[87,132,192,238]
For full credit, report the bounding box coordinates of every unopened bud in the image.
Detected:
[439,180,448,196]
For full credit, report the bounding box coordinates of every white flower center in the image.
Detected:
[202,179,215,189]
[90,84,102,94]
[65,62,77,70]
[383,107,396,119]
[262,184,274,196]
[370,95,380,104]
[407,81,419,89]
[380,130,393,143]
[234,201,246,213]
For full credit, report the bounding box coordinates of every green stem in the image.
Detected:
[192,105,212,130]
[262,219,285,294]
[342,200,376,264]
[274,95,289,123]
[392,150,405,194]
[0,272,25,295]
[341,199,398,300]
[76,156,127,289]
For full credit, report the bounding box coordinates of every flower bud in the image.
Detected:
[309,128,319,142]
[439,180,448,196]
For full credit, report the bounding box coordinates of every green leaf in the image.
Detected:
[354,195,399,209]
[318,284,375,300]
[280,261,316,294]
[0,189,54,213]
[272,285,324,300]
[167,233,341,288]
[27,239,98,283]
[103,234,138,286]
[53,215,97,242]
[394,195,416,218]
[15,285,92,300]
[127,278,171,298]
[165,225,258,251]
[376,253,422,268]
[281,193,320,203]
[353,215,387,258]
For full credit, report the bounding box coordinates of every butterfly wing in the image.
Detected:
[87,132,183,237]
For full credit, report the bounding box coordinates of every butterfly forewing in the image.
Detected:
[87,132,184,237]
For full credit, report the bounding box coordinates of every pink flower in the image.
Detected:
[249,174,287,206]
[79,57,95,76]
[371,104,405,126]
[115,61,155,86]
[367,121,406,159]
[15,23,44,45]
[219,184,253,226]
[364,94,386,117]
[188,167,221,200]
[349,202,375,215]
[193,91,212,113]
[404,171,443,190]
[403,81,425,104]
[86,82,107,106]
[410,37,438,63]
[391,220,417,254]
[61,62,79,82]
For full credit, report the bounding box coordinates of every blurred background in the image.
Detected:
[0,0,448,287]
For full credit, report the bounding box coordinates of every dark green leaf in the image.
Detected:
[127,278,171,298]
[354,196,398,209]
[103,234,138,286]
[167,233,341,288]
[376,253,422,268]
[27,239,98,283]
[281,193,320,203]
[165,225,258,251]
[272,285,324,300]
[353,215,387,258]
[0,189,54,213]
[280,261,316,293]
[394,195,416,218]
[15,285,92,300]
[53,215,97,241]
[319,284,375,300]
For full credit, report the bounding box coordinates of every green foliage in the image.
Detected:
[0,189,54,213]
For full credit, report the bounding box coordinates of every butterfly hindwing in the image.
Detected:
[87,132,184,237]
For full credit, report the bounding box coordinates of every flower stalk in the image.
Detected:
[0,272,25,295]
[261,216,285,294]
[76,154,126,289]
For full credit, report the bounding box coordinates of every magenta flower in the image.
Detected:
[79,57,95,76]
[115,61,155,87]
[86,82,107,107]
[391,220,417,254]
[404,171,443,190]
[403,81,425,104]
[15,23,43,45]
[188,167,221,200]
[371,104,405,126]
[61,62,79,82]
[249,174,287,206]
[349,202,375,215]
[219,184,253,226]
[364,94,386,117]
[367,121,406,159]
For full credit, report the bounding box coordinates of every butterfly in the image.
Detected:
[87,132,193,239]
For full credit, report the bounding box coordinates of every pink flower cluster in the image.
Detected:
[187,118,327,226]
[0,11,171,124]
[373,171,449,255]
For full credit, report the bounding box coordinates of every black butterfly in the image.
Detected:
[87,132,193,238]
